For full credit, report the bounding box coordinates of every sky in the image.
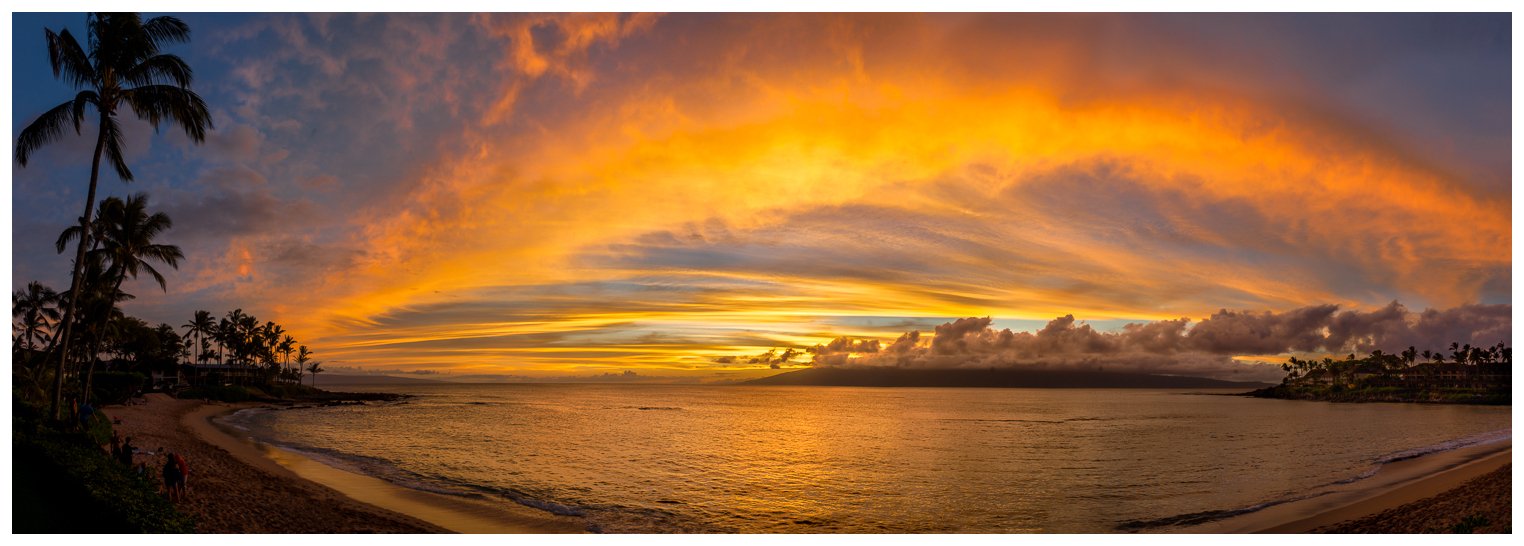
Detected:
[10,13,1512,382]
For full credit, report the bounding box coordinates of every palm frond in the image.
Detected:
[123,54,193,88]
[70,90,100,132]
[101,117,134,181]
[15,99,84,166]
[139,262,168,292]
[45,28,96,88]
[140,244,185,269]
[56,223,88,254]
[142,16,191,46]
[122,84,213,142]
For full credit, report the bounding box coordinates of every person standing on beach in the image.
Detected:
[118,437,135,467]
[172,452,190,497]
[162,453,184,501]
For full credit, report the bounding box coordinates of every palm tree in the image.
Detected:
[262,321,284,367]
[83,194,183,298]
[182,310,213,364]
[296,345,314,384]
[278,334,296,378]
[213,317,233,365]
[222,309,248,365]
[306,361,324,387]
[66,194,182,403]
[16,13,213,419]
[13,281,62,354]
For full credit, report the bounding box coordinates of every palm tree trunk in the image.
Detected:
[82,274,129,406]
[51,117,108,421]
[81,334,104,406]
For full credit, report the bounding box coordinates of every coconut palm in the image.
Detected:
[13,281,62,353]
[83,194,183,297]
[296,345,314,384]
[222,309,248,364]
[16,13,213,419]
[182,310,213,364]
[64,194,182,401]
[278,334,296,378]
[306,361,324,387]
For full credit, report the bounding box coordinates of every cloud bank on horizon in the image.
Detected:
[792,302,1511,381]
[11,13,1511,378]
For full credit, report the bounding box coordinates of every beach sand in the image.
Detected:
[1316,464,1510,533]
[1193,438,1511,534]
[105,394,584,533]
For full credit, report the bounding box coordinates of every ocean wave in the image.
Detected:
[269,440,596,519]
[1115,427,1513,531]
[1373,428,1511,466]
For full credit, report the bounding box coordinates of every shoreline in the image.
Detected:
[110,393,1509,533]
[1189,437,1511,533]
[201,402,588,533]
[107,394,584,533]
[106,394,445,532]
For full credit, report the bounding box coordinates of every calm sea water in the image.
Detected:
[222,384,1511,533]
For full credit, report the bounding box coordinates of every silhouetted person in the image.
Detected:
[118,437,135,467]
[162,453,184,501]
[172,452,190,497]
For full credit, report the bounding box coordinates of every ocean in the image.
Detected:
[220,383,1511,533]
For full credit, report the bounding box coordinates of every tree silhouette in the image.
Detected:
[13,281,62,353]
[182,310,213,364]
[15,13,212,419]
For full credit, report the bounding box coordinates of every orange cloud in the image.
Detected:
[171,15,1507,375]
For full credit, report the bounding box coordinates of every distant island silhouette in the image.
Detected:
[745,367,1272,389]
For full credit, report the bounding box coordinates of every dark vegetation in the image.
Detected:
[1249,342,1511,404]
[746,366,1273,388]
[10,13,345,534]
[12,398,196,533]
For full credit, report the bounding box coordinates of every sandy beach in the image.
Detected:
[1193,437,1511,533]
[105,394,584,533]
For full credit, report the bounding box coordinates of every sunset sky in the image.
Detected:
[10,13,1512,381]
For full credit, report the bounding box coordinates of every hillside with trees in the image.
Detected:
[1250,342,1511,404]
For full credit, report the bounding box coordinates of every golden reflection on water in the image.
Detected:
[232,384,1512,532]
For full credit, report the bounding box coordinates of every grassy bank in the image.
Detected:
[12,397,196,533]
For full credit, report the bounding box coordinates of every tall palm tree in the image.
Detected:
[182,310,213,364]
[278,334,296,378]
[82,194,183,298]
[13,281,62,353]
[213,317,232,365]
[16,13,213,419]
[222,309,247,365]
[306,362,325,387]
[65,194,182,402]
[296,345,314,384]
[262,321,283,367]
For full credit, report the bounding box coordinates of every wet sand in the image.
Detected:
[107,394,584,533]
[1194,438,1511,533]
